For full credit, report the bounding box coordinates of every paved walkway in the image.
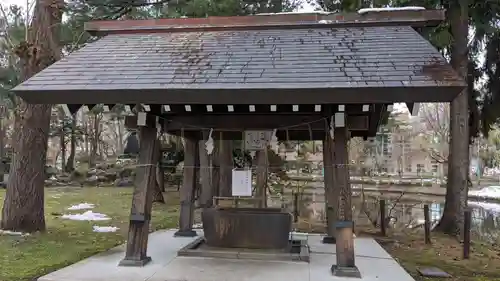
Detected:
[39,229,414,281]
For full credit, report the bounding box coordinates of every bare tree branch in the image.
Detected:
[0,4,14,48]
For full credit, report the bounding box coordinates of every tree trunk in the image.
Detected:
[157,164,165,192]
[83,118,89,157]
[0,113,5,179]
[157,139,165,192]
[152,138,165,203]
[435,0,469,236]
[65,113,77,172]
[1,0,64,232]
[59,121,66,172]
[89,114,99,167]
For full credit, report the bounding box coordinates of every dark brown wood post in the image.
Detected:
[424,204,431,244]
[119,115,158,267]
[218,132,232,197]
[331,112,360,278]
[255,149,268,208]
[293,191,299,223]
[323,131,336,244]
[463,208,471,259]
[198,130,213,208]
[174,135,199,237]
[380,199,386,237]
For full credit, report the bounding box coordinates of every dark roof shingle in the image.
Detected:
[13,25,464,104]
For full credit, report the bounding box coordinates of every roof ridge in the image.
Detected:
[85,10,445,36]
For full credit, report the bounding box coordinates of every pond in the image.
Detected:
[373,198,500,243]
[285,193,500,243]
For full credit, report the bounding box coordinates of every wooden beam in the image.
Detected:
[164,130,374,140]
[175,136,198,237]
[163,115,369,131]
[125,115,368,132]
[119,123,157,267]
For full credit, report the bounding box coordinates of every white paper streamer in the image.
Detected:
[270,129,279,153]
[205,128,214,155]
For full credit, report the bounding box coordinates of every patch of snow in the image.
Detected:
[468,201,500,213]
[289,231,308,241]
[319,20,339,24]
[67,203,95,210]
[192,223,203,229]
[0,229,30,236]
[61,211,110,221]
[358,6,426,15]
[257,11,332,16]
[93,226,119,233]
[469,186,500,199]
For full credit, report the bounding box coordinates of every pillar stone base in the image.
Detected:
[118,256,152,267]
[322,236,336,244]
[174,229,197,237]
[331,264,361,278]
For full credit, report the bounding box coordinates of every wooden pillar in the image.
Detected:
[322,134,337,244]
[331,112,360,278]
[198,130,213,208]
[174,136,198,237]
[119,118,157,267]
[218,132,232,197]
[255,149,268,208]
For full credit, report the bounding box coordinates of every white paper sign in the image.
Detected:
[244,130,272,150]
[231,169,252,196]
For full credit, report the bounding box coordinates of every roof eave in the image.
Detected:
[13,84,465,105]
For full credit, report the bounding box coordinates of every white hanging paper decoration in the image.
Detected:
[270,129,279,153]
[205,129,214,155]
[156,117,162,136]
[329,116,335,139]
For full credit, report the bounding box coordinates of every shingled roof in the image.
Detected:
[12,11,465,105]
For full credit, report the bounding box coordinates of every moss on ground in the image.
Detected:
[378,231,500,281]
[297,220,500,281]
[0,187,179,281]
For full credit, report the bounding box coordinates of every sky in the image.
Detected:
[2,0,26,9]
[2,0,318,12]
[1,0,318,10]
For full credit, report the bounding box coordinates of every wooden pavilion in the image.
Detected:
[12,9,465,278]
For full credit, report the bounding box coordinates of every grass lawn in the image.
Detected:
[0,187,180,281]
[380,231,500,281]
